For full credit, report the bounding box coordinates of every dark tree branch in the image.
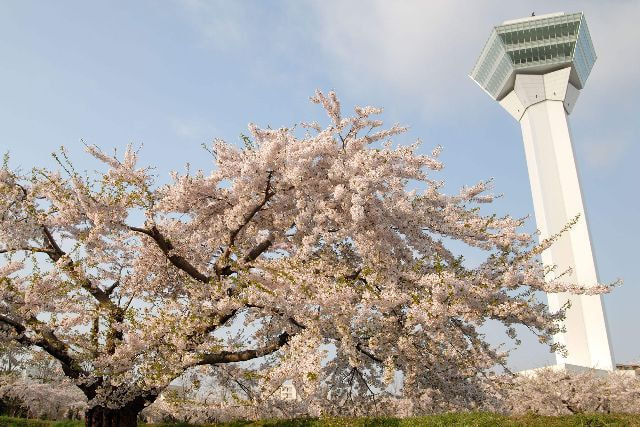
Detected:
[355,342,383,364]
[338,133,346,150]
[41,225,112,306]
[183,307,242,348]
[245,303,307,330]
[103,267,125,296]
[0,314,82,380]
[128,225,212,284]
[0,247,56,255]
[354,367,379,398]
[0,314,25,333]
[215,239,274,277]
[41,225,126,358]
[104,307,125,355]
[104,280,120,296]
[129,223,274,285]
[196,331,290,366]
[244,239,272,263]
[129,173,277,283]
[229,172,274,248]
[232,378,254,400]
[216,171,275,272]
[345,269,362,281]
[287,316,307,330]
[41,226,64,258]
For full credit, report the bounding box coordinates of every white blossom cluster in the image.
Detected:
[492,369,640,415]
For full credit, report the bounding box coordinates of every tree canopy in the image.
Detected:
[0,91,608,425]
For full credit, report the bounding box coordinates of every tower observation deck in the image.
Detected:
[470,12,614,371]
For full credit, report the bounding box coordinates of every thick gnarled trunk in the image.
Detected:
[85,405,140,427]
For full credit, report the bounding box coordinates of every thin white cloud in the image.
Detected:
[308,1,638,105]
[306,0,638,166]
[170,117,217,141]
[175,0,638,168]
[177,0,250,51]
[306,1,496,108]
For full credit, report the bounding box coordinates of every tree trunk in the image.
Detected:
[85,405,140,427]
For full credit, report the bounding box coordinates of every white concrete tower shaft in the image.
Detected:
[499,67,614,370]
[470,12,614,371]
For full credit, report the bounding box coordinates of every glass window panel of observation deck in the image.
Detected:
[486,55,511,97]
[533,46,540,62]
[570,21,579,36]
[479,33,504,82]
[574,25,596,85]
[577,18,596,66]
[574,47,588,84]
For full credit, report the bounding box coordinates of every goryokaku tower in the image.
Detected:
[470,12,615,371]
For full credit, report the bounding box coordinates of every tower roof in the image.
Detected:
[470,12,596,100]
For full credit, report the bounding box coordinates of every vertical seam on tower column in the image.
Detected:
[545,99,592,367]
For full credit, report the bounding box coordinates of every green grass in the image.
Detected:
[215,413,640,426]
[2,413,640,427]
[0,416,82,427]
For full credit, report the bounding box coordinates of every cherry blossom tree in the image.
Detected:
[0,91,609,425]
[0,376,86,420]
[494,369,640,415]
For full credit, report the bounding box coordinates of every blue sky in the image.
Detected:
[1,0,638,370]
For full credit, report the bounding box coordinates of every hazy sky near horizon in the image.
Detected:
[0,0,638,370]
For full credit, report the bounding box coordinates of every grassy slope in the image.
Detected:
[2,413,640,427]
